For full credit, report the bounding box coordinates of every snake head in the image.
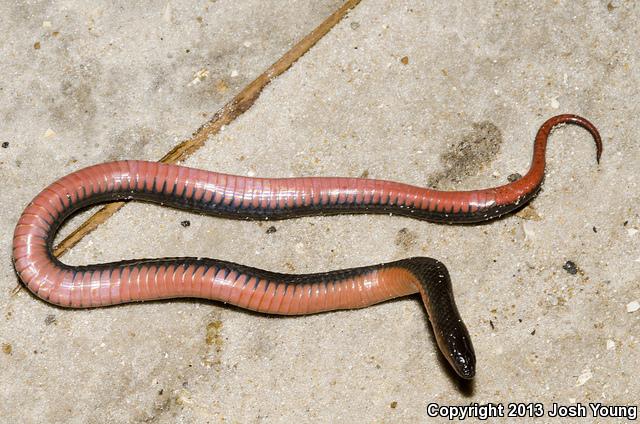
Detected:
[437,324,476,379]
[404,257,476,379]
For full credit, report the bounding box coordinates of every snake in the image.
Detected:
[12,114,602,380]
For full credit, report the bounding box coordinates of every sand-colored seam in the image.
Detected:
[51,0,361,259]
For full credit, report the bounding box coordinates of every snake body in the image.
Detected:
[12,114,602,379]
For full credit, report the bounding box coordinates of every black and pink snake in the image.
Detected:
[12,114,602,379]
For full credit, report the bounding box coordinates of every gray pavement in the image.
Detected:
[1,1,638,423]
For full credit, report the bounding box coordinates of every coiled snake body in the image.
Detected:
[12,115,602,379]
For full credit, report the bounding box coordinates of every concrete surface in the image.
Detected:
[1,1,639,423]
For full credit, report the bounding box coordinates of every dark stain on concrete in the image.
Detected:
[395,227,417,251]
[205,320,223,353]
[106,126,161,161]
[48,62,100,137]
[428,121,503,189]
[203,317,224,370]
